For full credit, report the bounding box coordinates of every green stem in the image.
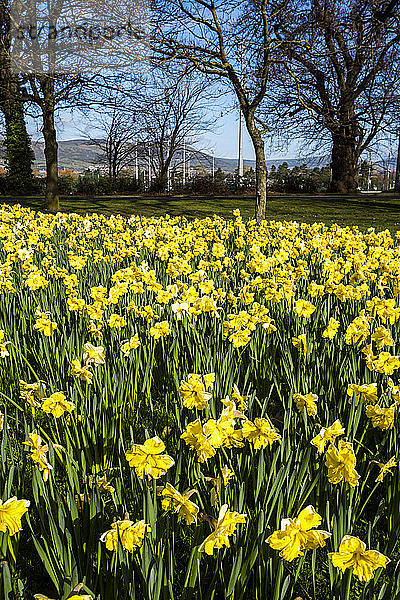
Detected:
[343,569,352,600]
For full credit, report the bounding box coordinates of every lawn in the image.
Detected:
[2,192,400,231]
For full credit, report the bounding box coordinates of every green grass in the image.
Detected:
[2,193,400,231]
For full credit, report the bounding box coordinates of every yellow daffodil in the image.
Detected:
[158,482,199,525]
[126,436,174,478]
[220,396,246,420]
[96,476,115,495]
[267,505,331,561]
[325,440,360,487]
[0,497,30,535]
[228,328,252,347]
[149,321,170,339]
[88,320,103,338]
[231,384,248,411]
[41,392,75,418]
[0,329,11,357]
[23,430,53,482]
[82,342,105,365]
[293,393,318,416]
[70,359,93,383]
[371,326,394,349]
[221,465,234,486]
[66,296,86,312]
[373,352,400,375]
[100,519,150,552]
[294,299,316,318]
[347,383,377,406]
[178,373,214,410]
[34,310,57,336]
[241,417,281,449]
[203,416,243,449]
[108,313,126,328]
[322,317,340,339]
[329,536,389,582]
[292,334,307,358]
[180,419,216,462]
[25,270,48,291]
[375,456,397,483]
[199,504,246,555]
[365,404,395,430]
[121,334,141,356]
[311,420,345,453]
[388,378,400,403]
[361,344,377,371]
[19,380,46,407]
[345,315,370,345]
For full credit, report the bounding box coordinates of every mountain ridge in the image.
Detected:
[1,138,330,173]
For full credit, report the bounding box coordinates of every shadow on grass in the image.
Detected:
[2,193,400,232]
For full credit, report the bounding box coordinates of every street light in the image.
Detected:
[148,143,151,190]
[183,137,186,186]
[368,152,371,191]
[210,148,215,179]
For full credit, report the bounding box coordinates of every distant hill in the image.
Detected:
[30,139,331,173]
[1,138,397,174]
[32,139,103,171]
[1,137,331,172]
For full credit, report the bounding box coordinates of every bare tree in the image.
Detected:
[9,0,92,210]
[78,67,213,189]
[10,0,145,209]
[149,0,287,221]
[82,88,139,181]
[267,0,400,193]
[136,66,214,191]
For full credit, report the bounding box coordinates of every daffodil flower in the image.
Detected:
[329,536,389,581]
[0,497,30,535]
[267,505,330,562]
[100,519,150,552]
[126,436,174,479]
[199,504,246,555]
[158,482,199,525]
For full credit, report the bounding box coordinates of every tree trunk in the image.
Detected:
[152,171,168,192]
[330,131,358,193]
[153,151,171,192]
[42,83,59,211]
[246,120,267,223]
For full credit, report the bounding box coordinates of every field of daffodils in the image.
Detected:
[1,204,400,600]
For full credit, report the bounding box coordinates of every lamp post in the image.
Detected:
[395,132,400,193]
[367,152,371,191]
[183,137,186,186]
[148,144,151,190]
[238,109,243,179]
[167,131,171,192]
[237,44,244,180]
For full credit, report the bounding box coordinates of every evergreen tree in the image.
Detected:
[0,0,34,195]
[3,97,35,194]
